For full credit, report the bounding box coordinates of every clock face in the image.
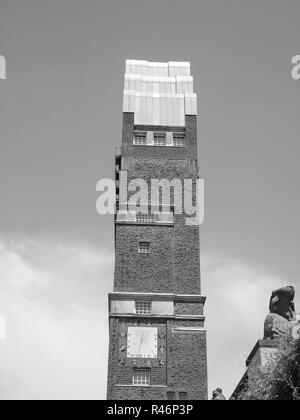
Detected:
[127,327,158,359]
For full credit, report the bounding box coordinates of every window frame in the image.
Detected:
[179,392,187,400]
[153,132,167,147]
[173,133,186,147]
[167,391,176,400]
[135,301,152,315]
[133,131,147,146]
[132,368,151,386]
[136,213,154,223]
[138,241,150,254]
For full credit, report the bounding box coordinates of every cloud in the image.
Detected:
[0,237,298,400]
[0,235,113,400]
[203,251,299,399]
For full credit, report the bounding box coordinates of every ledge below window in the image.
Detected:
[116,211,174,225]
[115,384,167,388]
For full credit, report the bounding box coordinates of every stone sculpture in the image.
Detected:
[264,286,299,339]
[211,388,226,400]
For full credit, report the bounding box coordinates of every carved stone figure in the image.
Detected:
[264,286,298,339]
[211,388,226,400]
[269,286,296,320]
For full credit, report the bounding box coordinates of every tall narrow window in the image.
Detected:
[154,132,166,146]
[133,368,151,386]
[133,131,147,146]
[138,242,150,254]
[167,391,176,400]
[135,301,152,315]
[179,392,187,400]
[173,133,185,147]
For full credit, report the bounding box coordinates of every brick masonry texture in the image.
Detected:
[122,114,197,160]
[114,224,176,294]
[109,386,166,400]
[175,302,204,316]
[115,156,201,295]
[107,318,119,398]
[107,110,208,400]
[167,320,208,400]
[107,317,208,400]
[114,219,201,295]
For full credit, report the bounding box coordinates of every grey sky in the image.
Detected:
[1,0,300,399]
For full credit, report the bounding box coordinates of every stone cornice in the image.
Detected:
[109,292,206,304]
[109,313,205,321]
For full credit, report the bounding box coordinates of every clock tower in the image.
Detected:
[106,60,208,400]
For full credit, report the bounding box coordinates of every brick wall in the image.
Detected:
[107,316,208,400]
[109,386,166,400]
[107,109,207,400]
[114,224,175,293]
[107,318,119,399]
[167,320,208,400]
[115,155,201,295]
[122,114,197,161]
[114,221,200,295]
[175,302,204,316]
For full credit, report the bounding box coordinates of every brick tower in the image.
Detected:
[106,60,208,400]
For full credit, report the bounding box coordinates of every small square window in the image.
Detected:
[167,391,176,400]
[135,301,152,315]
[154,132,166,146]
[173,133,185,147]
[133,368,151,386]
[138,242,150,254]
[133,131,147,146]
[179,392,187,400]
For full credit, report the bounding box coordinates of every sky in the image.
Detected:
[0,0,300,400]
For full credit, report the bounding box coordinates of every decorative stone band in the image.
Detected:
[109,314,205,322]
[123,92,197,126]
[172,327,206,333]
[115,384,167,388]
[116,211,174,225]
[124,74,194,94]
[109,292,206,304]
[125,60,191,78]
[123,59,197,126]
[109,293,205,320]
